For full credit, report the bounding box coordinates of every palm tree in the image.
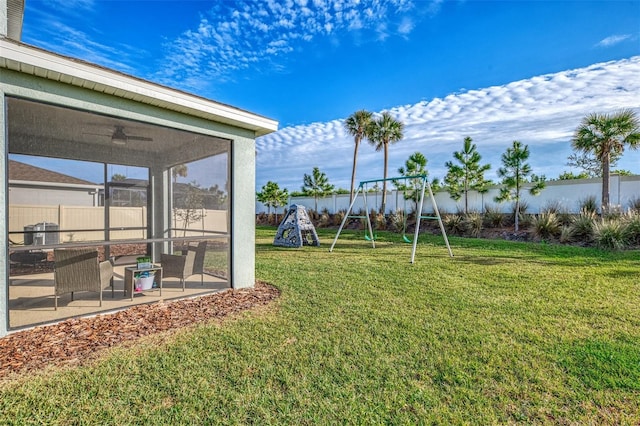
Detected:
[344,110,373,204]
[171,164,188,184]
[367,112,405,214]
[171,164,188,233]
[572,109,640,209]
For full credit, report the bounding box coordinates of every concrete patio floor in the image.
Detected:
[9,264,230,330]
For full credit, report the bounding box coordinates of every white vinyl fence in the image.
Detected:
[256,175,640,215]
[9,205,228,245]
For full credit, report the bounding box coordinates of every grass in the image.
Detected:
[1,227,639,424]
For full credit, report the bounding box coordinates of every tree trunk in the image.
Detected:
[515,166,520,232]
[602,151,610,211]
[381,142,389,214]
[350,137,360,205]
[464,177,469,215]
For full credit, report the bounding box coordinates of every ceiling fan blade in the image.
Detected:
[126,135,153,141]
[82,132,110,138]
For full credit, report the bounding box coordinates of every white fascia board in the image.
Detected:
[0,39,279,136]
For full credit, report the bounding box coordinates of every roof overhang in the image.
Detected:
[9,179,103,191]
[0,38,278,137]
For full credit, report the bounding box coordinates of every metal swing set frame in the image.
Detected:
[329,174,453,263]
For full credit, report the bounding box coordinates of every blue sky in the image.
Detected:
[21,0,640,191]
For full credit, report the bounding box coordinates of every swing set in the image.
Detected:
[329,175,453,263]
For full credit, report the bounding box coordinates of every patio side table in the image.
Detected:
[124,265,163,301]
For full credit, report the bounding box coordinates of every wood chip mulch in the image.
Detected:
[0,281,279,381]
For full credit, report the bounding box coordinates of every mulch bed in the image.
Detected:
[0,281,280,381]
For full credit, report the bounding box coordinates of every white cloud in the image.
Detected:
[596,34,632,47]
[23,13,145,73]
[256,57,640,191]
[157,0,441,88]
[398,17,415,35]
[43,0,95,11]
[23,6,145,74]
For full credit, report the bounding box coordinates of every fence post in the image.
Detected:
[59,205,64,243]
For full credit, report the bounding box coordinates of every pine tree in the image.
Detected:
[302,167,334,212]
[495,141,545,231]
[444,137,491,214]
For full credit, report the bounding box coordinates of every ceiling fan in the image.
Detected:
[83,125,153,145]
[109,125,153,145]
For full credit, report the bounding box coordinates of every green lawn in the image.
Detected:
[1,227,639,424]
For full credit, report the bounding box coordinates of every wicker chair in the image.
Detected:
[161,241,207,291]
[53,248,113,310]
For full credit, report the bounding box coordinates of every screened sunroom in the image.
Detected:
[0,27,277,333]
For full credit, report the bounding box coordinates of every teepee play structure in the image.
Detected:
[273,204,320,248]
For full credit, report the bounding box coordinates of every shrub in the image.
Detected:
[603,204,624,221]
[579,196,598,214]
[557,211,574,227]
[512,200,529,215]
[623,212,640,247]
[444,214,466,236]
[569,209,596,243]
[518,213,534,229]
[559,226,574,243]
[332,209,346,227]
[542,201,572,226]
[389,209,406,233]
[628,197,640,214]
[593,220,628,251]
[256,212,268,225]
[464,212,483,238]
[374,213,387,231]
[541,201,562,214]
[532,212,560,240]
[318,212,331,227]
[484,205,505,228]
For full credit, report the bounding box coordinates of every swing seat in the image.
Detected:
[364,233,377,241]
[402,235,412,243]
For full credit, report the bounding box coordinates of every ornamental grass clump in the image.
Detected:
[628,196,640,214]
[463,212,483,238]
[484,205,505,228]
[443,214,466,236]
[622,212,640,247]
[569,208,597,243]
[332,209,346,227]
[374,212,387,231]
[603,204,624,221]
[318,208,331,227]
[559,225,574,243]
[542,201,572,226]
[532,211,560,240]
[593,219,627,251]
[389,209,406,233]
[579,196,598,214]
